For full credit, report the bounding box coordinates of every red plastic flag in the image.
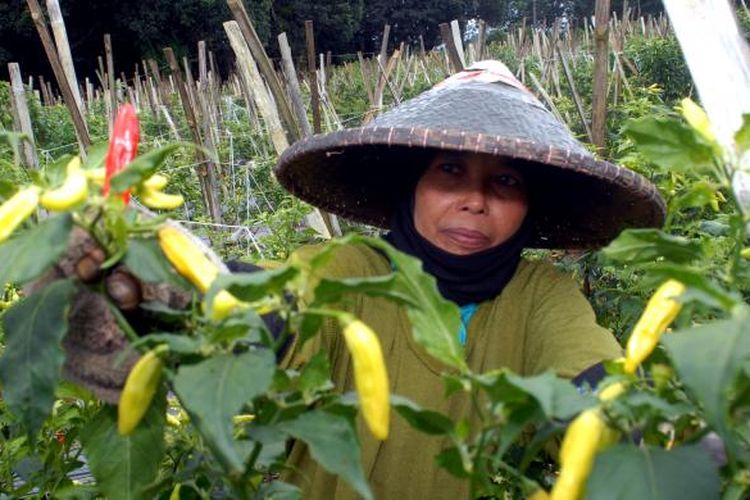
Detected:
[104,104,140,203]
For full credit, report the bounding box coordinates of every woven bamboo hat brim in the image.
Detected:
[275,61,665,249]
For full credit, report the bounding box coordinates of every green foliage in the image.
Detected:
[0,280,76,436]
[81,397,166,500]
[588,444,720,499]
[624,35,693,103]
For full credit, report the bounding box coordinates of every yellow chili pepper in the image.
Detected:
[527,488,551,500]
[0,186,41,242]
[138,174,183,209]
[143,174,168,190]
[551,408,618,500]
[118,349,164,435]
[139,187,184,210]
[166,413,182,427]
[680,98,717,143]
[341,318,390,440]
[624,280,686,374]
[85,167,106,186]
[41,157,88,211]
[597,381,625,402]
[232,414,256,425]
[157,226,240,320]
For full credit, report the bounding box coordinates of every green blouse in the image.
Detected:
[282,243,622,499]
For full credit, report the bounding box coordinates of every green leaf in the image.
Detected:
[295,311,325,348]
[173,349,276,474]
[313,274,417,308]
[81,394,166,500]
[505,371,595,419]
[672,181,722,211]
[735,113,750,153]
[83,142,109,170]
[662,313,750,451]
[43,154,75,188]
[352,236,466,371]
[624,116,717,172]
[128,332,204,354]
[391,394,454,435]
[587,444,720,500]
[0,280,75,436]
[298,351,333,395]
[109,143,192,192]
[0,214,73,290]
[256,481,301,500]
[279,410,373,500]
[207,265,299,305]
[0,130,28,165]
[123,238,190,288]
[601,229,703,265]
[435,446,471,478]
[0,180,15,200]
[646,263,741,311]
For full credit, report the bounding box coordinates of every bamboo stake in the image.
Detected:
[164,46,223,223]
[477,20,487,60]
[450,20,466,68]
[38,74,51,106]
[224,21,332,239]
[305,20,321,134]
[591,0,611,154]
[46,0,83,115]
[439,22,464,73]
[357,51,375,106]
[104,34,117,130]
[226,0,299,141]
[278,32,312,138]
[8,63,39,169]
[26,0,90,153]
[557,44,594,143]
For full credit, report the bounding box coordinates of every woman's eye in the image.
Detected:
[439,163,462,175]
[493,174,521,188]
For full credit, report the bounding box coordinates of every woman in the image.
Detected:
[271,61,665,498]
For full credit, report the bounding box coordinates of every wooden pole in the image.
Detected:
[25,0,90,153]
[378,24,391,69]
[477,20,487,60]
[148,59,167,105]
[8,63,39,169]
[450,19,466,68]
[439,23,464,73]
[278,32,312,138]
[104,34,117,120]
[592,0,611,153]
[46,0,83,115]
[224,23,288,154]
[38,74,51,106]
[357,51,375,106]
[164,47,223,223]
[224,21,332,238]
[225,0,299,141]
[557,44,594,143]
[305,20,321,134]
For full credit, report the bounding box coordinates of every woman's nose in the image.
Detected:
[458,186,488,214]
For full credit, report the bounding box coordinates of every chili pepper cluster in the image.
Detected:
[0,104,184,245]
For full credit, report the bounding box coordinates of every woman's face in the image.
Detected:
[413,152,529,255]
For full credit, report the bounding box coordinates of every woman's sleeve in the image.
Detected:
[523,264,623,379]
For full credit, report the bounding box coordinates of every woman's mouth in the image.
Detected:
[441,228,491,250]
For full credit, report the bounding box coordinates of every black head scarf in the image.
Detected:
[384,197,533,306]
